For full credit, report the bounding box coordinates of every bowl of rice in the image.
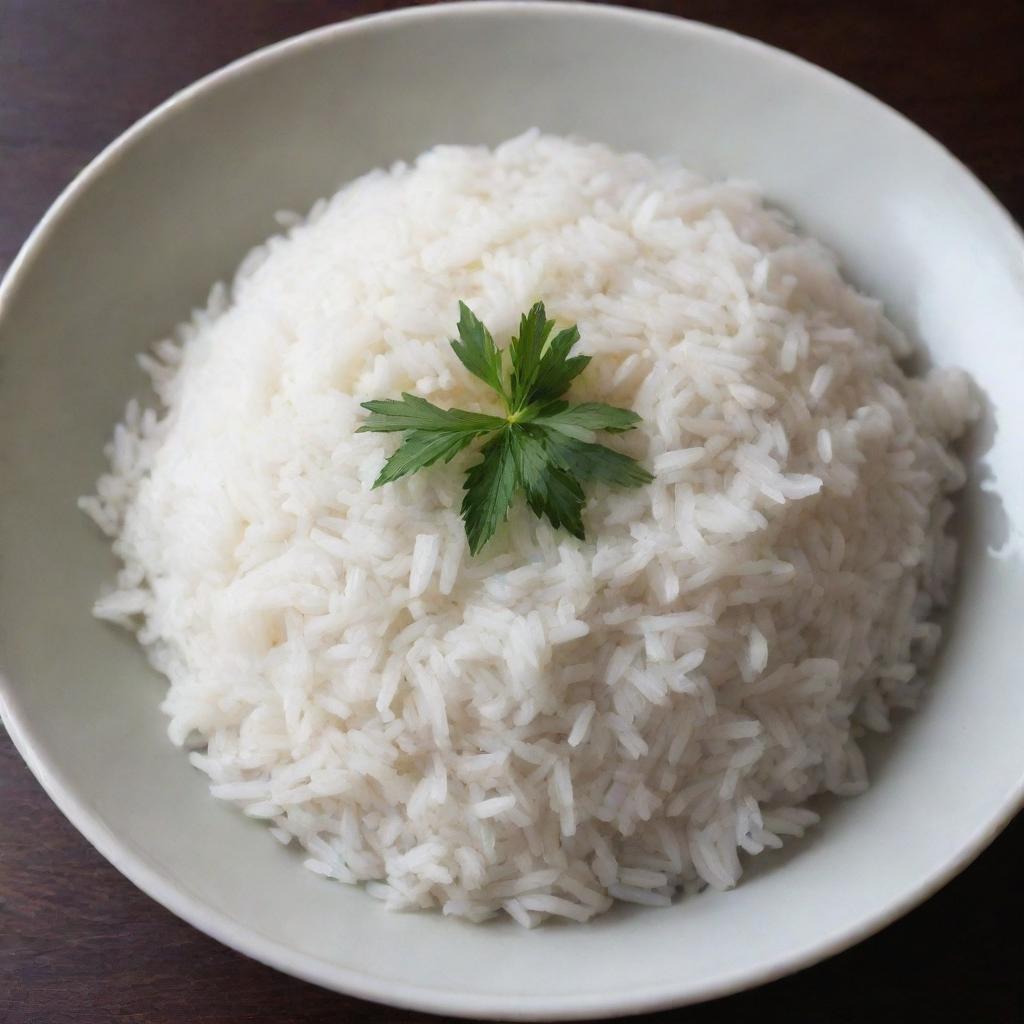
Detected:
[1,2,1022,1018]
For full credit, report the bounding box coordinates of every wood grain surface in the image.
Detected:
[2,2,1022,1022]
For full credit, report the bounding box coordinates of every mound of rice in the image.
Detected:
[82,132,976,925]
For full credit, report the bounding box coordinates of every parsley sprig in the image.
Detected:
[359,302,652,554]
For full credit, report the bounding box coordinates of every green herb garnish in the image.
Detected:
[359,302,652,554]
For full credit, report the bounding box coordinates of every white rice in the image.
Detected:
[81,131,977,925]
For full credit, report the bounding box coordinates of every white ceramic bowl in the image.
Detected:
[2,3,1022,1018]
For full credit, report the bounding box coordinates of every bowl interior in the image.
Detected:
[1,4,1023,1018]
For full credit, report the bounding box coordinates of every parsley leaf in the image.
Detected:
[358,393,504,435]
[526,324,589,405]
[527,401,642,437]
[372,429,477,488]
[450,301,507,401]
[509,302,555,409]
[513,427,586,539]
[360,302,652,553]
[462,429,518,555]
[543,432,654,489]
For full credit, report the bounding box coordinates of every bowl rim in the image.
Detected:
[1,2,1022,1018]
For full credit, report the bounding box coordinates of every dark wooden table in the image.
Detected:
[2,2,1022,1021]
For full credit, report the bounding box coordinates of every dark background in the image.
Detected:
[1,2,1022,1022]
